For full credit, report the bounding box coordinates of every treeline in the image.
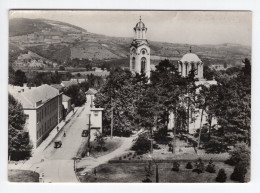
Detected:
[95,58,251,154]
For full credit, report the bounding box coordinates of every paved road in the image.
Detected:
[44,105,90,160]
[14,102,92,182]
[40,102,92,182]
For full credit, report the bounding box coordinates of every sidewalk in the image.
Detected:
[33,107,80,156]
[8,107,80,170]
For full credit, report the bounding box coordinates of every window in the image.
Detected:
[141,57,146,74]
[132,57,135,70]
[37,112,39,123]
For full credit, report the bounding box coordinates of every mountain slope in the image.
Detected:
[9,18,251,67]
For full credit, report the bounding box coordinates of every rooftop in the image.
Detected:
[61,80,78,88]
[62,94,71,102]
[180,53,202,63]
[10,84,60,108]
[85,88,98,95]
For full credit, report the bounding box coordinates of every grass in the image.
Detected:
[79,161,250,183]
[88,137,123,158]
[8,170,39,182]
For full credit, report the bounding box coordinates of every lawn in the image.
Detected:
[8,170,39,182]
[79,161,250,183]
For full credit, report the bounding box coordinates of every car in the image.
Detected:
[54,138,62,148]
[81,130,89,137]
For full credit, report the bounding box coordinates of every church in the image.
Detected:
[129,17,217,134]
[130,17,205,81]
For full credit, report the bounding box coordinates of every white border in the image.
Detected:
[1,0,260,193]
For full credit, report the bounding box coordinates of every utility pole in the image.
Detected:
[173,107,177,154]
[155,164,159,183]
[111,106,113,139]
[87,113,91,156]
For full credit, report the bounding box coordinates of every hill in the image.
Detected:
[9,18,251,68]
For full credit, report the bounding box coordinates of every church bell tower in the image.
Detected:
[130,17,151,78]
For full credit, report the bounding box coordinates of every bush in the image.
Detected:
[206,159,216,173]
[216,169,227,182]
[225,143,250,166]
[203,139,228,153]
[131,135,151,155]
[192,158,205,174]
[230,162,248,182]
[171,161,180,171]
[186,162,193,169]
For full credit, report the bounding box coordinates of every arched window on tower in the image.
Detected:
[185,62,188,76]
[132,57,135,70]
[141,57,146,74]
[179,62,183,76]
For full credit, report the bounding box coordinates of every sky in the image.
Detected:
[9,10,252,46]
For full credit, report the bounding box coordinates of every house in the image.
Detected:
[90,107,104,135]
[61,80,78,88]
[8,84,63,148]
[62,94,72,115]
[85,88,98,108]
[51,84,64,92]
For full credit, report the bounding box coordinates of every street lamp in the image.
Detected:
[148,154,159,183]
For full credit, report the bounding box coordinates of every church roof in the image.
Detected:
[180,53,202,63]
[134,17,146,30]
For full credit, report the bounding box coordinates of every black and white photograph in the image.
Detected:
[7,10,251,183]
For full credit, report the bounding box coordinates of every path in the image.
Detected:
[77,130,141,175]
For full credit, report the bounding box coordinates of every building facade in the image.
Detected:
[9,84,63,148]
[130,17,151,78]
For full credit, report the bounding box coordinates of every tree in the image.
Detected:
[14,70,27,86]
[216,169,227,182]
[94,68,137,137]
[64,85,86,106]
[94,131,107,151]
[8,94,32,160]
[230,162,248,182]
[225,143,250,166]
[59,66,65,71]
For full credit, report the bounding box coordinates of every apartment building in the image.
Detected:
[9,84,63,148]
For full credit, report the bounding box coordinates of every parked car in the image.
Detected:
[54,138,62,148]
[82,130,89,137]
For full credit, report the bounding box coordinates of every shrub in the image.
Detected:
[206,159,216,173]
[171,161,180,171]
[186,162,193,169]
[142,177,152,183]
[225,143,250,166]
[192,158,205,174]
[204,139,228,153]
[216,169,227,182]
[131,135,151,155]
[230,162,248,182]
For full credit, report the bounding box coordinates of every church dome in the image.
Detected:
[180,53,201,63]
[136,21,146,29]
[134,17,146,30]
